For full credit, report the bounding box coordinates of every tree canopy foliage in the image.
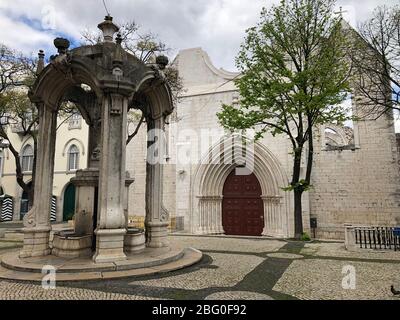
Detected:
[218,0,352,238]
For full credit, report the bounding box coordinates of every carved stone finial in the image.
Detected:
[36,50,45,75]
[156,55,169,70]
[54,38,70,55]
[116,33,123,45]
[113,34,123,65]
[112,33,124,79]
[98,15,119,43]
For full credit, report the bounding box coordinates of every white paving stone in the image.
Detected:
[273,259,400,300]
[169,236,285,254]
[129,252,264,290]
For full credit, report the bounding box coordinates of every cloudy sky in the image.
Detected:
[0,0,398,71]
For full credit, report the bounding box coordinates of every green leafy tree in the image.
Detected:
[218,0,351,239]
[0,92,38,205]
[0,44,38,206]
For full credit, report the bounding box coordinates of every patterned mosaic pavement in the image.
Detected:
[0,233,400,300]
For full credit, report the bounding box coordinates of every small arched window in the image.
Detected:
[68,112,82,130]
[68,144,79,171]
[21,145,34,172]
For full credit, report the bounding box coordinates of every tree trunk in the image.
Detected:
[292,146,304,239]
[294,188,304,239]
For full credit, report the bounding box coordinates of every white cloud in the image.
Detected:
[0,11,54,56]
[0,0,398,68]
[0,0,398,131]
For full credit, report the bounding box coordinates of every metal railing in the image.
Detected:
[354,226,400,251]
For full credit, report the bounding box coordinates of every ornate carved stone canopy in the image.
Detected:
[29,15,173,121]
[20,15,176,262]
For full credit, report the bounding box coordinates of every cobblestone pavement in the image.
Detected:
[0,234,400,300]
[0,281,160,300]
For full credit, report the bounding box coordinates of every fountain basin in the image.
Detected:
[124,228,145,253]
[52,231,92,258]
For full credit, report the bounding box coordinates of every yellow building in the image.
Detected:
[0,114,88,222]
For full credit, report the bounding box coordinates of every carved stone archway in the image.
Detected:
[190,135,293,238]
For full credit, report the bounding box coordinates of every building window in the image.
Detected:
[322,92,359,151]
[21,145,34,172]
[0,115,9,125]
[324,126,354,149]
[68,113,82,130]
[68,145,79,171]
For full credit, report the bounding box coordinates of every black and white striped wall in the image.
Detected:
[51,196,57,222]
[0,197,13,222]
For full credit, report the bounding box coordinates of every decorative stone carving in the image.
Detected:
[21,14,174,263]
[197,196,224,235]
[91,146,101,161]
[160,206,169,222]
[191,136,291,237]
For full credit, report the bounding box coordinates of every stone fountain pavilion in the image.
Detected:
[0,16,201,281]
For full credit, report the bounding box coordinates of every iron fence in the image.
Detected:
[355,226,400,251]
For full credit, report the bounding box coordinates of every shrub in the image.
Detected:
[301,232,311,241]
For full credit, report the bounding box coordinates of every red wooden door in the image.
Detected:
[222,170,264,236]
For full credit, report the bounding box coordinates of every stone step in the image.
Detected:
[0,247,202,282]
[0,246,185,274]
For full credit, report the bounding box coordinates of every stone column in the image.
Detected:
[262,196,284,238]
[344,224,356,251]
[197,196,224,234]
[145,116,169,248]
[20,104,57,258]
[93,93,128,263]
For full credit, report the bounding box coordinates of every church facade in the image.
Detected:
[1,47,399,241]
[127,47,400,240]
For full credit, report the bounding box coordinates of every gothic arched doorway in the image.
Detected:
[222,170,264,236]
[63,183,76,221]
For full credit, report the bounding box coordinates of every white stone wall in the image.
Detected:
[125,47,400,240]
[126,121,176,220]
[310,112,400,239]
[126,123,147,217]
[126,48,309,236]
